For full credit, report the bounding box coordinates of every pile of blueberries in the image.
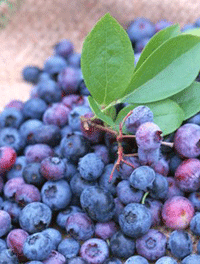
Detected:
[1,17,200,264]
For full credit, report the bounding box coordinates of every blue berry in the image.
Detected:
[23,232,53,261]
[19,202,52,233]
[195,17,200,27]
[136,229,167,261]
[110,231,135,259]
[54,39,74,59]
[118,156,140,180]
[37,79,62,104]
[19,119,43,145]
[151,155,169,176]
[190,212,200,235]
[42,250,66,264]
[64,160,78,181]
[135,37,150,53]
[138,148,160,166]
[0,249,19,263]
[181,254,200,264]
[3,177,25,201]
[0,108,24,129]
[129,166,155,191]
[155,256,178,264]
[166,177,184,199]
[7,156,27,180]
[144,198,163,227]
[188,191,200,211]
[42,228,62,250]
[62,94,85,109]
[56,205,82,229]
[124,255,149,264]
[149,173,169,200]
[25,144,54,163]
[1,200,22,223]
[104,258,122,264]
[22,98,48,120]
[22,162,45,186]
[78,153,105,181]
[119,203,152,238]
[93,144,110,165]
[43,55,67,77]
[167,230,193,259]
[116,180,143,205]
[0,210,11,237]
[80,238,109,264]
[0,238,7,251]
[58,237,80,259]
[61,125,73,138]
[15,183,41,206]
[69,105,91,132]
[186,112,200,125]
[22,66,42,84]
[155,19,173,31]
[68,52,81,68]
[169,154,183,175]
[181,23,197,32]
[40,157,66,181]
[80,186,115,222]
[66,212,94,240]
[95,221,117,240]
[78,79,90,96]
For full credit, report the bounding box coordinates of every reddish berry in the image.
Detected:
[0,146,17,173]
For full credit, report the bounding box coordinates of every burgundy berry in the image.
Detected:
[6,228,29,262]
[80,238,109,264]
[166,177,184,199]
[162,196,194,229]
[40,157,66,181]
[15,183,41,207]
[3,177,25,201]
[43,250,66,264]
[174,123,200,158]
[25,144,54,163]
[95,221,118,240]
[0,146,16,173]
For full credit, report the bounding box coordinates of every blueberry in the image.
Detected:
[67,256,88,264]
[41,179,72,211]
[19,119,43,145]
[186,112,200,125]
[188,191,200,211]
[155,19,173,32]
[5,99,24,111]
[0,238,7,251]
[15,183,41,206]
[61,125,73,138]
[78,79,90,96]
[135,37,150,53]
[155,256,178,264]
[22,162,45,186]
[190,212,200,235]
[68,52,81,68]
[23,232,54,261]
[134,52,142,65]
[37,79,62,104]
[144,198,163,227]
[1,200,22,223]
[7,156,27,180]
[42,228,62,250]
[181,23,197,32]
[149,173,169,200]
[27,262,43,264]
[64,160,78,181]
[66,212,94,240]
[138,148,160,166]
[167,230,193,259]
[22,66,42,84]
[110,230,135,258]
[93,144,110,165]
[3,177,25,201]
[113,197,124,223]
[19,202,52,233]
[54,39,74,59]
[116,180,144,205]
[150,155,169,176]
[103,258,122,264]
[95,221,117,240]
[40,157,66,181]
[22,98,48,120]
[62,94,85,109]
[0,249,19,263]
[129,165,155,191]
[58,237,80,259]
[136,229,167,261]
[0,210,12,237]
[80,186,115,222]
[124,255,149,264]
[42,250,66,264]
[69,105,91,131]
[169,154,183,175]
[78,153,105,181]
[166,177,184,199]
[195,17,200,27]
[118,156,140,180]
[25,144,54,163]
[43,55,67,77]
[56,205,82,229]
[80,238,109,264]
[0,108,24,128]
[181,254,200,264]
[119,203,152,238]
[197,240,200,254]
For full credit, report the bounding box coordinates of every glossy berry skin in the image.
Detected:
[19,119,43,145]
[181,254,200,264]
[6,228,29,262]
[190,212,200,235]
[37,79,62,104]
[22,98,48,120]
[148,173,169,200]
[15,183,41,206]
[95,221,117,240]
[174,123,200,158]
[43,103,70,128]
[0,210,11,237]
[119,203,152,238]
[22,66,42,84]
[188,191,200,211]
[66,212,94,240]
[3,177,25,201]
[110,231,135,259]
[129,166,155,191]
[42,228,62,250]
[125,106,154,134]
[144,198,163,227]
[41,179,72,211]
[19,202,52,233]
[136,229,167,261]
[124,255,149,264]
[126,17,156,42]
[175,158,200,192]
[40,157,66,181]
[7,156,27,180]
[80,238,109,264]
[118,156,140,180]
[155,256,177,264]
[43,55,67,77]
[116,180,143,205]
[54,39,74,59]
[69,105,91,132]
[78,153,105,181]
[58,237,80,259]
[1,200,22,224]
[0,108,24,129]
[22,162,45,187]
[167,230,192,259]
[23,232,53,261]
[80,186,115,222]
[166,177,184,199]
[161,196,195,229]
[0,249,19,263]
[24,144,54,163]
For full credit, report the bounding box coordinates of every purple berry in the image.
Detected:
[166,177,184,199]
[95,221,118,240]
[138,148,160,166]
[0,210,11,237]
[1,200,22,224]
[43,250,66,264]
[155,19,173,32]
[7,156,27,180]
[22,162,45,187]
[40,157,66,181]
[3,177,25,201]
[54,39,74,59]
[93,144,110,165]
[15,183,41,206]
[150,155,169,176]
[144,198,163,227]
[25,144,54,163]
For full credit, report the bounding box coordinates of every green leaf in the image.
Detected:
[103,105,117,121]
[170,81,200,120]
[81,13,135,106]
[88,96,117,129]
[115,99,185,136]
[182,28,200,37]
[135,24,181,71]
[120,34,200,104]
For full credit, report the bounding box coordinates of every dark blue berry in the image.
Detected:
[64,160,78,181]
[103,258,122,264]
[78,79,90,96]
[169,154,183,175]
[144,198,163,227]
[61,125,73,138]
[149,173,169,200]
[69,105,91,132]
[0,108,24,129]
[0,210,11,237]
[67,256,88,264]
[68,52,81,68]
[188,191,200,211]
[7,156,27,180]
[22,98,48,120]
[190,212,200,235]
[135,37,150,53]
[1,200,22,223]
[93,144,110,165]
[54,39,74,59]
[58,237,80,259]
[22,66,42,84]
[37,79,62,104]
[0,238,7,251]
[43,55,67,77]
[19,119,43,145]
[118,156,140,180]
[22,162,45,186]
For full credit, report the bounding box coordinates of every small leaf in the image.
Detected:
[170,81,200,120]
[135,24,181,71]
[81,13,135,106]
[115,99,185,136]
[182,28,200,37]
[88,96,117,129]
[120,34,200,104]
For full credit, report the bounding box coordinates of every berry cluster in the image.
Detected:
[0,17,200,264]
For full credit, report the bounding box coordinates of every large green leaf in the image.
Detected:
[120,34,200,104]
[182,28,200,37]
[115,99,185,136]
[135,24,181,71]
[170,81,200,120]
[81,13,135,106]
